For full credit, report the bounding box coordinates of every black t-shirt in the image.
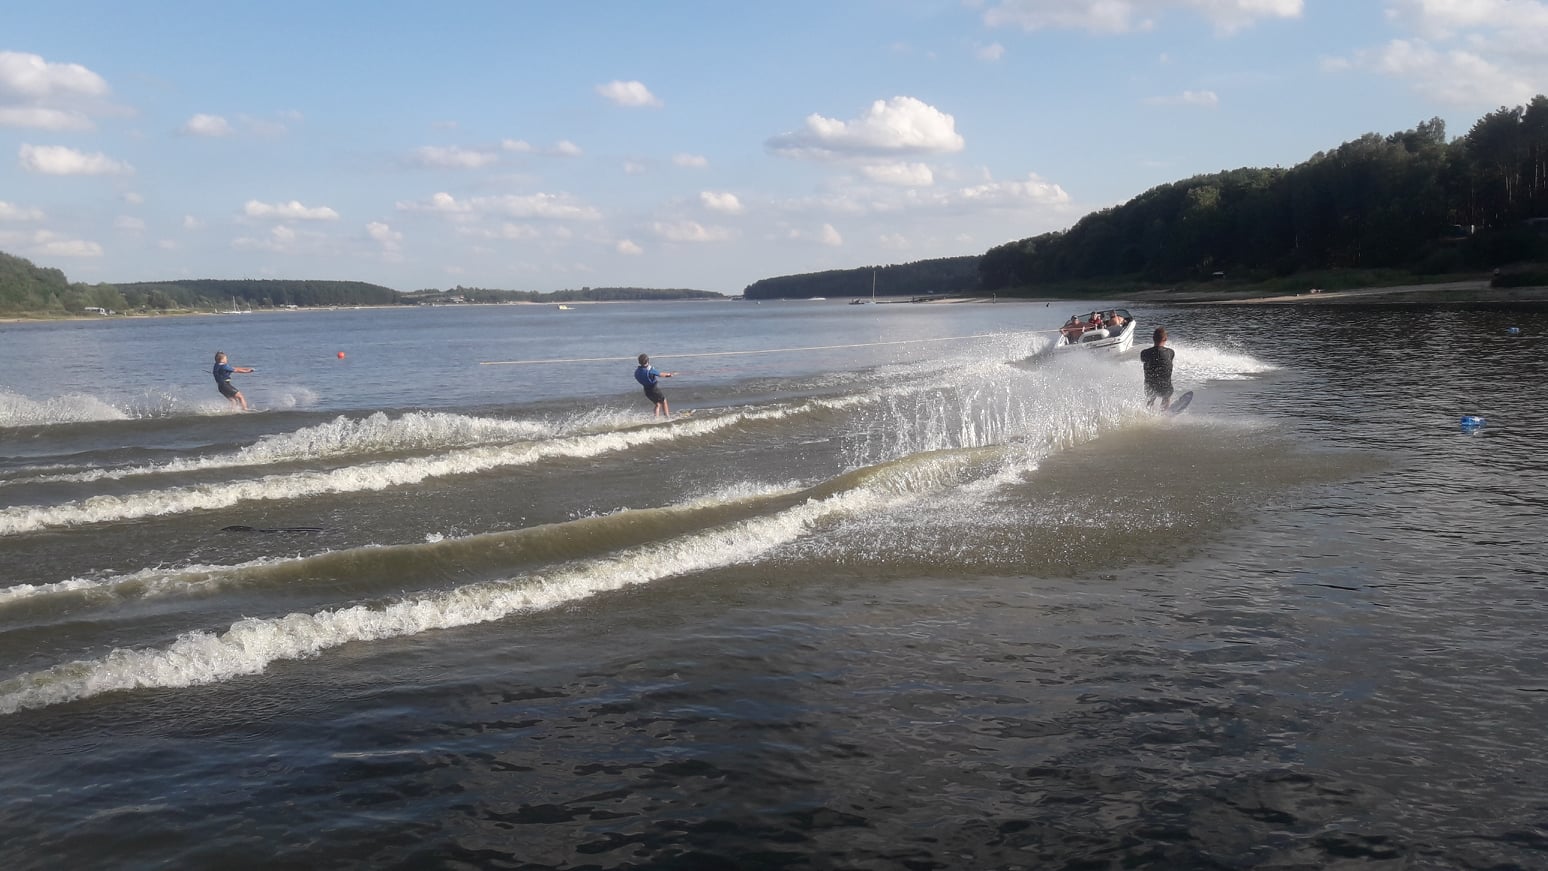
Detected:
[1140,345,1174,383]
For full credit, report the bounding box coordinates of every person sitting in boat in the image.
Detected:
[1106,310,1125,329]
[1086,313,1105,330]
[1060,316,1084,341]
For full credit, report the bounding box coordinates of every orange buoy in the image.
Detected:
[337,351,346,359]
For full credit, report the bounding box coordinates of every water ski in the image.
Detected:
[1168,391,1194,415]
[221,525,324,534]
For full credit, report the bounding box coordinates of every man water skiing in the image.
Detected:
[634,353,676,417]
[1139,327,1175,411]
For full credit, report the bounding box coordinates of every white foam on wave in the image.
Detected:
[0,479,811,611]
[0,389,129,426]
[0,452,980,715]
[0,387,245,425]
[25,411,562,486]
[0,399,871,536]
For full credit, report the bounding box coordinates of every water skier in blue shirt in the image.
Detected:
[634,354,676,418]
[212,350,255,411]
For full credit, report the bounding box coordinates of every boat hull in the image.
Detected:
[1053,317,1136,353]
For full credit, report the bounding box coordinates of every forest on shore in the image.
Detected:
[978,97,1548,295]
[0,262,719,316]
[741,256,979,301]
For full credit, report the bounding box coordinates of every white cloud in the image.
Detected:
[1144,89,1221,107]
[1334,36,1540,107]
[243,199,340,221]
[879,233,910,250]
[786,223,845,246]
[950,172,1072,208]
[122,192,144,205]
[596,80,663,107]
[455,222,541,240]
[367,221,403,260]
[651,220,735,242]
[860,162,936,186]
[412,145,499,169]
[624,160,647,175]
[0,52,112,132]
[157,239,179,250]
[617,239,644,255]
[181,113,233,137]
[114,216,145,232]
[0,200,44,221]
[1385,0,1548,41]
[183,215,204,230]
[674,153,709,168]
[976,42,1007,61]
[0,51,109,100]
[23,230,103,258]
[700,191,745,214]
[18,144,133,175]
[768,96,966,160]
[233,224,305,252]
[396,191,602,221]
[367,221,402,247]
[982,0,1303,35]
[1325,3,1548,107]
[501,138,582,157]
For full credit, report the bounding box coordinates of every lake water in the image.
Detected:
[2,299,1546,869]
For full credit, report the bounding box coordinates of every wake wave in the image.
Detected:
[21,411,562,485]
[0,398,857,536]
[0,479,805,612]
[0,451,985,715]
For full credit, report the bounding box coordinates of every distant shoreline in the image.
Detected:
[7,282,1548,324]
[0,297,731,324]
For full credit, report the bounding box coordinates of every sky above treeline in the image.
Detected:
[2,1,1545,295]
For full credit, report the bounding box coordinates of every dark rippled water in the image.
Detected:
[2,300,1546,869]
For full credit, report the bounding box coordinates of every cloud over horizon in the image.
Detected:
[767,96,966,161]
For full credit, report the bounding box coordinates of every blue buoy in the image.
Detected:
[1460,415,1486,432]
[1507,326,1521,335]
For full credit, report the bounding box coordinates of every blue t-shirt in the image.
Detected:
[634,365,660,388]
[214,361,235,385]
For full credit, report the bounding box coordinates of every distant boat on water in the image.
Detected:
[221,296,250,314]
[850,270,877,305]
[557,304,573,310]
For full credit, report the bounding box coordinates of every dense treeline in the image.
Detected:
[403,286,723,304]
[981,96,1548,291]
[742,255,979,300]
[0,250,73,313]
[116,279,399,309]
[0,261,402,314]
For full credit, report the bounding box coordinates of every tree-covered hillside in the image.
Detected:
[0,250,75,313]
[115,279,400,308]
[742,255,979,300]
[402,286,723,304]
[981,97,1548,292]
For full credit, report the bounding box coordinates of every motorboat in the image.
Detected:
[1053,308,1135,353]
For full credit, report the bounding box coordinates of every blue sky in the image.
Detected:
[3,0,1545,295]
